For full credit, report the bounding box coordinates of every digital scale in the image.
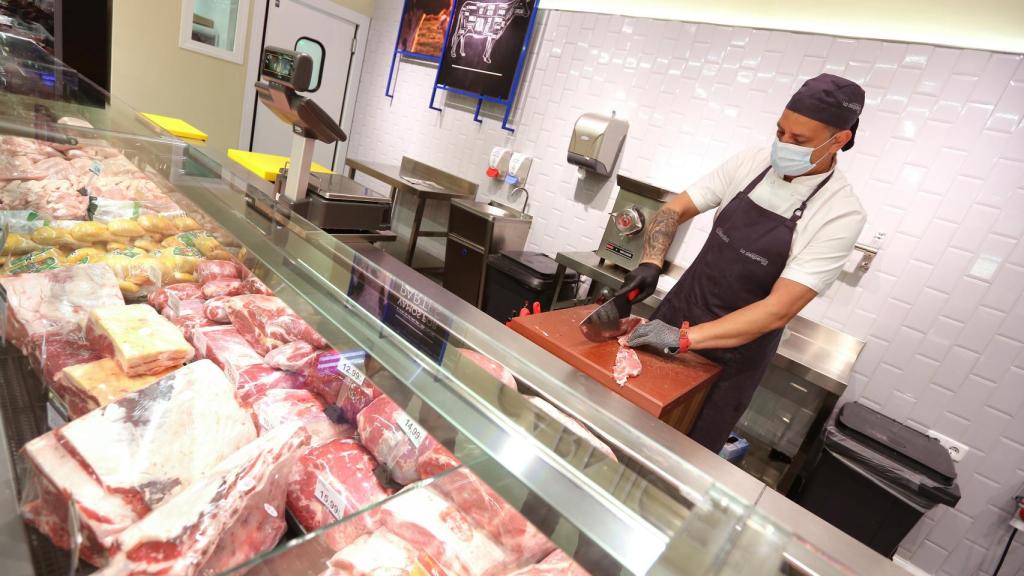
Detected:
[253,46,392,236]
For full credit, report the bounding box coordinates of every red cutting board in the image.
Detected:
[508,305,720,421]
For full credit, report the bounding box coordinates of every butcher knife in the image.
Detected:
[578,288,639,342]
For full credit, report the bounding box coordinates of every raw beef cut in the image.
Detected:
[201,278,244,299]
[194,259,242,283]
[356,396,453,485]
[527,397,616,462]
[30,334,104,387]
[226,294,328,355]
[56,358,178,419]
[416,443,461,480]
[613,346,641,386]
[504,549,592,576]
[147,282,202,312]
[190,325,264,374]
[322,529,429,576]
[161,298,205,322]
[97,424,310,576]
[172,314,217,343]
[308,351,381,417]
[265,340,317,373]
[232,364,305,408]
[21,432,141,566]
[203,295,231,323]
[251,389,354,446]
[54,360,257,514]
[241,275,272,295]
[287,439,390,533]
[458,348,518,390]
[436,469,554,565]
[86,304,195,376]
[0,263,124,351]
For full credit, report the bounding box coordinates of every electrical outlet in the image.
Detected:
[927,430,969,462]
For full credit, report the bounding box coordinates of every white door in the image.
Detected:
[249,0,357,171]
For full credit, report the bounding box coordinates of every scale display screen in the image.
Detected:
[262,50,296,84]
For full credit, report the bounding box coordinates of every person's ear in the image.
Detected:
[833,130,852,153]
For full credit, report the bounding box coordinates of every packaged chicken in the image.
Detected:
[168,230,224,257]
[66,247,106,265]
[69,221,110,244]
[86,304,195,376]
[31,224,89,250]
[170,214,202,232]
[87,197,141,223]
[2,233,42,255]
[149,246,202,279]
[105,218,146,237]
[103,248,162,297]
[57,358,179,419]
[133,238,163,252]
[136,214,178,236]
[3,247,64,274]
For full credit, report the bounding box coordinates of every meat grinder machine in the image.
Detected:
[596,174,678,270]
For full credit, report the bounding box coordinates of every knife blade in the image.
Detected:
[578,288,639,342]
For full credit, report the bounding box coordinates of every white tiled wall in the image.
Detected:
[347,2,1024,574]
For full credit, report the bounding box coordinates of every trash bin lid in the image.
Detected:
[836,402,956,483]
[488,252,577,291]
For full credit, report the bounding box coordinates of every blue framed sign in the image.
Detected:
[429,0,539,132]
[386,0,454,97]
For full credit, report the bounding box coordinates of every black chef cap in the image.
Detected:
[786,73,865,151]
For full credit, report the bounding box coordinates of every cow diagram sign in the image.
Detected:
[430,0,539,131]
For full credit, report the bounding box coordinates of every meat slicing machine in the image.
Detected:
[251,46,392,237]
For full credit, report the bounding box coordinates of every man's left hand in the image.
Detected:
[627,320,690,354]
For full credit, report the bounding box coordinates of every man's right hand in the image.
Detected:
[617,262,661,303]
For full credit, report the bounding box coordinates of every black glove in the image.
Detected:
[626,320,681,354]
[617,262,661,304]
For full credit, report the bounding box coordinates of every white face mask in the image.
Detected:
[771,134,837,177]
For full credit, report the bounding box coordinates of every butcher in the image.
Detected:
[622,73,867,453]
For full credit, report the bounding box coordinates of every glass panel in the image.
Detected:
[191,0,240,51]
[295,37,325,92]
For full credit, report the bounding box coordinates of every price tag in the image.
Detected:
[395,410,426,448]
[314,477,346,521]
[89,160,102,176]
[336,355,364,386]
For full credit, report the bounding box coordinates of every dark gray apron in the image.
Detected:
[652,166,832,452]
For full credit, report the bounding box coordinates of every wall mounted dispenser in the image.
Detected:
[567,112,629,178]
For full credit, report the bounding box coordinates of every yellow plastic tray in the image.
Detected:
[227,149,333,182]
[139,113,208,141]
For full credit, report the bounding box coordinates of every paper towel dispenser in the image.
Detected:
[567,112,629,177]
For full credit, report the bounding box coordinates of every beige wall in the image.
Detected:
[543,0,1024,54]
[110,0,374,159]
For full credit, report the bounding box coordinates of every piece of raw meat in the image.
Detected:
[190,325,264,374]
[194,259,242,283]
[322,529,431,576]
[203,295,231,323]
[22,433,141,566]
[232,364,305,408]
[54,360,257,515]
[241,275,272,295]
[458,348,518,390]
[287,439,390,533]
[29,334,104,388]
[527,397,616,462]
[56,358,178,419]
[226,294,328,355]
[613,346,642,386]
[436,469,555,566]
[417,443,461,480]
[307,351,382,417]
[201,278,244,299]
[0,264,124,351]
[503,549,592,576]
[265,340,317,373]
[172,314,218,343]
[161,298,205,322]
[251,389,354,446]
[86,304,195,376]
[147,282,202,312]
[96,424,310,576]
[356,396,453,485]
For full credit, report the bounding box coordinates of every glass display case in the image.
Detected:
[0,51,907,576]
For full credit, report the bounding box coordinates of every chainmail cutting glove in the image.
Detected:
[626,320,682,355]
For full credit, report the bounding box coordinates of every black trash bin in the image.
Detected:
[794,402,961,558]
[483,252,578,324]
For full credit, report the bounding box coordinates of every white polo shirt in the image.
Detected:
[687,146,866,294]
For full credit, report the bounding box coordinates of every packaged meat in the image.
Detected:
[251,389,355,446]
[3,247,64,274]
[202,278,244,299]
[190,325,264,373]
[356,396,452,485]
[147,282,202,312]
[504,549,592,576]
[458,348,518,390]
[287,439,390,533]
[172,313,218,343]
[265,340,317,373]
[29,334,104,387]
[149,246,202,280]
[101,247,163,298]
[308,350,381,419]
[97,424,310,576]
[53,360,257,514]
[194,259,242,283]
[527,397,616,462]
[436,469,555,566]
[56,358,178,419]
[233,364,305,408]
[86,304,195,376]
[225,294,329,354]
[203,295,231,323]
[0,264,124,351]
[323,529,433,576]
[21,433,141,566]
[162,298,205,322]
[241,275,272,295]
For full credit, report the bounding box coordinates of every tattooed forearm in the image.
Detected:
[641,206,682,265]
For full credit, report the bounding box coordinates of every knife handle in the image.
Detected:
[627,288,640,302]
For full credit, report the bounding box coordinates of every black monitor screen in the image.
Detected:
[262,51,295,83]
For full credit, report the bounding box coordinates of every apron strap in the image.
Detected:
[739,167,772,198]
[790,171,834,223]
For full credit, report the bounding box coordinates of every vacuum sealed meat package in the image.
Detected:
[265,340,318,373]
[251,389,355,446]
[321,529,422,576]
[147,282,202,312]
[29,334,104,388]
[190,325,264,374]
[0,264,124,351]
[504,549,592,576]
[356,396,458,485]
[226,294,328,355]
[86,304,195,376]
[201,278,244,299]
[307,351,382,417]
[97,424,310,576]
[55,358,179,419]
[203,295,231,323]
[194,259,242,283]
[232,364,306,408]
[287,439,390,533]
